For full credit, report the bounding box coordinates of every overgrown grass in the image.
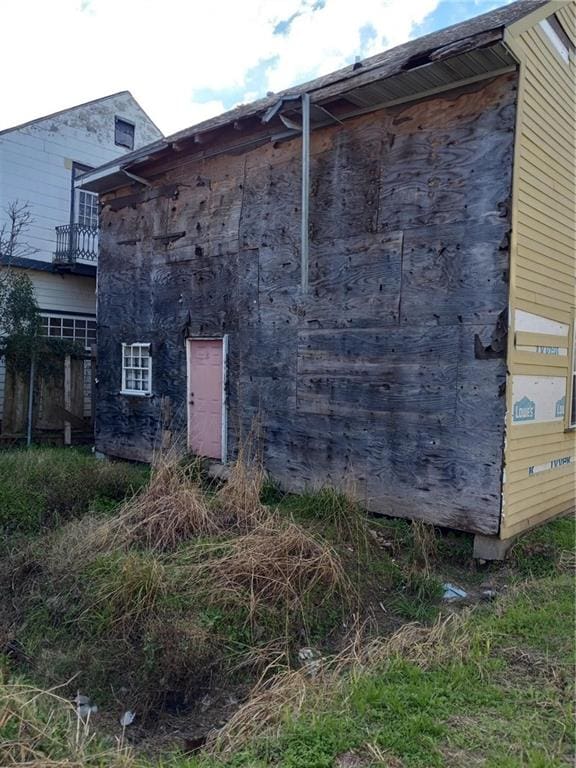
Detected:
[1,574,573,768]
[0,447,573,768]
[1,454,356,715]
[178,575,574,768]
[0,447,148,535]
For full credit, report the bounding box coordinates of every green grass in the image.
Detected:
[509,516,575,578]
[0,446,148,535]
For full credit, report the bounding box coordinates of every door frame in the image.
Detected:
[185,335,228,463]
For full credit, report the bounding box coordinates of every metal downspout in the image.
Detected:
[301,93,310,294]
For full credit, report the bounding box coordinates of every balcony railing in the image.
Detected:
[54,224,98,264]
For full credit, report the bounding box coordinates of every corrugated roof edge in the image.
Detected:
[80,0,547,183]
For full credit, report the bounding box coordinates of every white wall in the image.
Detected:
[28,270,96,314]
[0,92,162,262]
[0,93,162,425]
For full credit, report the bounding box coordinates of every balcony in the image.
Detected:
[54,223,98,266]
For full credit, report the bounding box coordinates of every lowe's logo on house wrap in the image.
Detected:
[555,396,565,418]
[536,346,560,355]
[513,396,536,422]
[528,456,573,476]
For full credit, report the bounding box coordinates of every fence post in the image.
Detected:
[26,355,35,447]
[64,354,71,446]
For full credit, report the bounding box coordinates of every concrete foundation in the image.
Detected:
[473,533,515,561]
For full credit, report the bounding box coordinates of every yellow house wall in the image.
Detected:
[501,2,576,539]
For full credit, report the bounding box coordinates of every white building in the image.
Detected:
[0,91,163,424]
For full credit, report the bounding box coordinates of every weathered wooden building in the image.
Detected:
[81,0,575,555]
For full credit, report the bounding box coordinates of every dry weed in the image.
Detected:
[0,679,134,767]
[357,612,470,671]
[364,742,404,766]
[213,442,268,530]
[411,520,438,575]
[109,455,216,551]
[209,666,319,753]
[200,514,348,617]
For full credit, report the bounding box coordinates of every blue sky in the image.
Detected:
[1,0,512,135]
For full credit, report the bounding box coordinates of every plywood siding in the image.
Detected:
[502,4,576,539]
[96,73,517,536]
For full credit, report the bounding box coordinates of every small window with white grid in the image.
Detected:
[121,343,152,396]
[40,315,96,347]
[77,191,99,229]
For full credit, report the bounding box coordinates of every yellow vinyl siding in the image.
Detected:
[501,2,576,540]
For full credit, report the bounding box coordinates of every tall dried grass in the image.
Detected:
[213,442,268,530]
[208,666,314,752]
[52,453,216,559]
[410,520,438,575]
[0,679,134,767]
[111,455,216,551]
[354,612,470,671]
[199,514,349,618]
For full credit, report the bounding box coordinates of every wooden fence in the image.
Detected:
[1,350,94,445]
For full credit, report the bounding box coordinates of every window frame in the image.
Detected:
[567,316,576,430]
[539,15,573,65]
[121,342,152,397]
[114,116,135,150]
[40,313,96,349]
[77,190,99,229]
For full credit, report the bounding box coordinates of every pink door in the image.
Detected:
[187,339,224,459]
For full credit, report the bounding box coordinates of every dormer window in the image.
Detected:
[539,15,572,64]
[115,117,135,149]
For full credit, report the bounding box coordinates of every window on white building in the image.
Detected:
[121,343,152,395]
[115,117,135,149]
[77,191,99,229]
[40,315,96,347]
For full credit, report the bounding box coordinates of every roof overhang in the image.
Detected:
[75,164,124,194]
[78,37,519,195]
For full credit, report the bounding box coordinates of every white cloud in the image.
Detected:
[1,0,442,136]
[263,0,441,93]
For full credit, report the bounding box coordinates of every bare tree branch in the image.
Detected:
[0,200,39,262]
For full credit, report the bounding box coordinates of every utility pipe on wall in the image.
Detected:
[300,93,310,294]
